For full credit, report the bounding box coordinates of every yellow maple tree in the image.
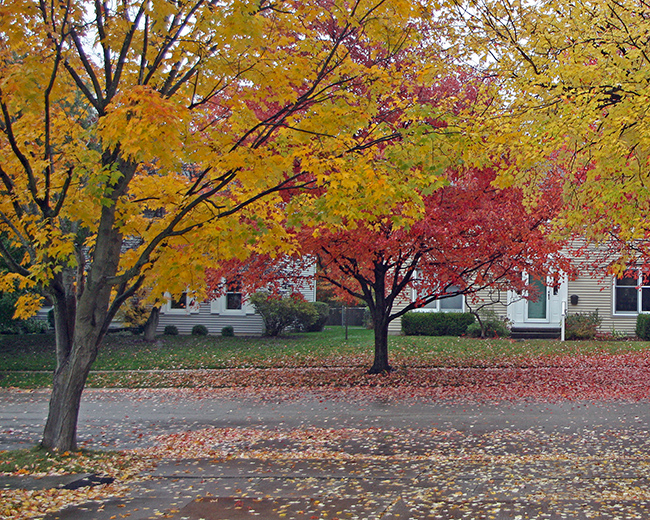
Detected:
[452,0,650,258]
[0,0,460,451]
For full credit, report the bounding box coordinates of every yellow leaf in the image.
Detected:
[13,293,44,320]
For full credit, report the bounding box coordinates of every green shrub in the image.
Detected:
[250,291,318,336]
[191,324,209,336]
[20,318,49,334]
[250,292,294,336]
[402,311,475,336]
[0,292,20,333]
[164,325,179,336]
[466,309,511,338]
[565,311,602,340]
[294,302,319,332]
[636,314,650,340]
[0,292,48,334]
[466,320,511,338]
[311,302,330,332]
[221,325,234,337]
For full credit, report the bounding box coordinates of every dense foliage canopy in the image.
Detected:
[0,0,448,450]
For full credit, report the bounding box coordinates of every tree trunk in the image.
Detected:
[366,262,393,374]
[368,316,391,374]
[144,306,160,342]
[42,286,111,451]
[42,201,124,451]
[42,292,113,451]
[471,312,486,339]
[41,338,99,451]
[50,293,75,368]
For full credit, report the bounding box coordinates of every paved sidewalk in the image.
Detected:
[33,454,650,519]
[2,388,650,519]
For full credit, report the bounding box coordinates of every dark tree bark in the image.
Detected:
[49,273,76,369]
[368,313,391,374]
[42,176,127,451]
[143,306,160,342]
[365,262,390,373]
[42,337,100,451]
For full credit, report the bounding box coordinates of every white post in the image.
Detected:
[561,300,567,341]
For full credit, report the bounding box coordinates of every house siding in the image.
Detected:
[157,245,646,338]
[390,286,422,335]
[393,255,639,337]
[560,242,634,335]
[469,288,509,320]
[467,241,642,336]
[157,261,316,336]
[389,300,409,335]
[157,301,266,335]
[567,267,637,335]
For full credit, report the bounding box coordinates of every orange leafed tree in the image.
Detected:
[303,167,569,373]
[213,166,569,374]
[0,0,445,450]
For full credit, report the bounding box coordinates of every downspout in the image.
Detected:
[561,299,567,341]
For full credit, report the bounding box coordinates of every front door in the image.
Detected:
[509,274,567,328]
[526,275,549,322]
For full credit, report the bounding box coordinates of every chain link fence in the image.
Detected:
[326,306,369,327]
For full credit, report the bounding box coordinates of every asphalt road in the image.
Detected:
[2,387,649,451]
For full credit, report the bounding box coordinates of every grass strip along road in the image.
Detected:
[3,326,650,390]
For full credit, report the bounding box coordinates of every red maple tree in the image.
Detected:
[304,167,569,373]
[209,165,569,374]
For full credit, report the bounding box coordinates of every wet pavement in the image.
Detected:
[3,388,649,451]
[2,388,650,519]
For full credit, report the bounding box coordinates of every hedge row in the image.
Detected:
[402,311,475,336]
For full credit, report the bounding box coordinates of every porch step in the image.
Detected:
[510,327,561,340]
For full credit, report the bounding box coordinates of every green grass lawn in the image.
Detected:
[2,326,650,389]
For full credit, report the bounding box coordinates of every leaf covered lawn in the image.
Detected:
[76,350,650,402]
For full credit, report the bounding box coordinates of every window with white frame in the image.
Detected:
[614,271,650,314]
[415,285,464,312]
[170,292,188,310]
[210,279,249,315]
[225,281,243,311]
[163,291,199,314]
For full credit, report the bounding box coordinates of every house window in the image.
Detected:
[416,285,464,312]
[170,292,188,310]
[440,293,464,311]
[163,291,198,314]
[210,279,248,315]
[225,281,243,311]
[614,272,650,314]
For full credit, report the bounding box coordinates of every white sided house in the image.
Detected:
[502,243,650,337]
[395,244,649,338]
[156,263,317,336]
